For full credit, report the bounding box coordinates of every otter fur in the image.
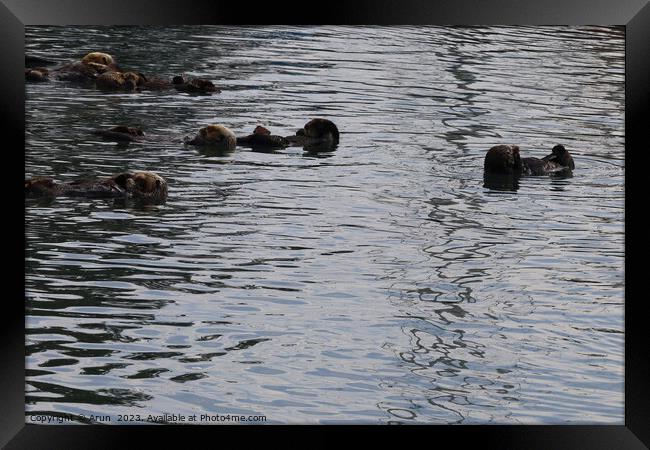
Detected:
[285,119,340,150]
[96,71,146,91]
[185,125,237,150]
[81,52,115,66]
[236,125,289,149]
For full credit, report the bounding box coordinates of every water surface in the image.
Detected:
[25,25,625,424]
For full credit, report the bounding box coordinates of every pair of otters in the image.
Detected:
[25,119,340,204]
[484,144,575,176]
[25,51,217,93]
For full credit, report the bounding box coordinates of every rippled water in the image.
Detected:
[25,25,625,424]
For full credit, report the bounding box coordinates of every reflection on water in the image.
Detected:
[25,25,624,424]
[483,173,521,192]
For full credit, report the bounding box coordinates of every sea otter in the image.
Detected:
[25,171,168,203]
[285,118,340,150]
[539,144,575,175]
[484,144,574,176]
[483,145,523,175]
[185,124,237,150]
[53,52,120,83]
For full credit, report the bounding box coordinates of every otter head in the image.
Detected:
[25,177,57,197]
[550,144,575,170]
[484,145,523,175]
[81,52,115,67]
[129,171,165,194]
[253,125,271,136]
[188,124,237,150]
[303,119,340,145]
[112,171,168,203]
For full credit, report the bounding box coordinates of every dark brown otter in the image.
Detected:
[96,71,147,91]
[25,171,168,204]
[484,144,574,176]
[522,145,575,175]
[484,145,523,175]
[284,119,340,150]
[540,144,575,173]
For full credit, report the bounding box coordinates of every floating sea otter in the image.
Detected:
[484,144,574,176]
[25,171,168,204]
[483,144,575,191]
[25,52,218,94]
[284,118,340,150]
[51,51,120,84]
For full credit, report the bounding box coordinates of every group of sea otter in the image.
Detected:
[26,51,219,93]
[25,52,340,204]
[91,120,340,152]
[25,51,575,204]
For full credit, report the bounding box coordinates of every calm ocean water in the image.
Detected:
[25,25,624,424]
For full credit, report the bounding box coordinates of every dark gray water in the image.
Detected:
[25,25,624,424]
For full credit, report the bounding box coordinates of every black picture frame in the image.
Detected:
[3,0,647,447]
